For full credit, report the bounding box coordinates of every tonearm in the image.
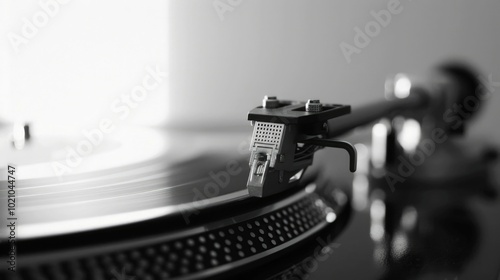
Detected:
[246,63,485,197]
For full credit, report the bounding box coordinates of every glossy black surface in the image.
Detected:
[300,138,500,280]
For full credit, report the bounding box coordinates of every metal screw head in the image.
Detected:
[263,96,280,108]
[306,99,323,112]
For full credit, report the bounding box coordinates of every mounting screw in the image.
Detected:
[263,96,280,108]
[306,99,323,112]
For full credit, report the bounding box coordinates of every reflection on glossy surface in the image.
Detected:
[303,135,500,280]
[369,165,495,279]
[353,143,370,211]
[371,123,389,169]
[370,197,386,242]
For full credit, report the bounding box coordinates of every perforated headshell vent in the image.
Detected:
[251,122,285,149]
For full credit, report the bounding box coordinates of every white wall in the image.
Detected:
[1,0,168,134]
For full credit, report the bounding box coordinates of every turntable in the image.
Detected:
[1,63,500,280]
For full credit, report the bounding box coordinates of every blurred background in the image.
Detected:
[1,0,499,137]
[1,2,500,278]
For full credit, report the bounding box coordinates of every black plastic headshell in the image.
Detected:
[247,97,357,197]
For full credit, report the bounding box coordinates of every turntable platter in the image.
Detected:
[0,126,252,239]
